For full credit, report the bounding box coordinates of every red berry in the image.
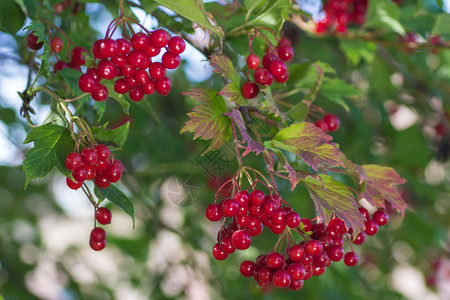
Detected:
[90,227,107,242]
[87,68,101,84]
[99,38,118,58]
[121,64,136,77]
[220,198,239,217]
[85,165,96,181]
[241,81,259,99]
[258,267,274,284]
[270,208,286,225]
[78,74,97,93]
[273,269,291,288]
[54,61,68,73]
[205,203,222,222]
[286,211,301,228]
[249,204,263,217]
[287,263,305,281]
[65,152,82,171]
[91,84,108,101]
[96,207,112,225]
[89,238,107,251]
[240,260,255,277]
[288,245,305,263]
[266,252,283,270]
[131,32,149,51]
[315,119,329,132]
[219,237,235,254]
[50,36,63,53]
[127,50,146,68]
[344,251,359,266]
[116,38,131,55]
[373,210,389,226]
[289,279,304,290]
[353,231,366,245]
[92,39,106,59]
[141,81,156,95]
[150,29,170,48]
[155,77,171,95]
[148,62,166,80]
[129,86,145,102]
[233,190,250,207]
[254,67,271,85]
[269,60,287,77]
[111,54,127,67]
[212,243,228,260]
[246,54,260,70]
[95,145,110,161]
[81,147,98,166]
[245,217,263,236]
[364,219,379,236]
[261,200,278,217]
[168,36,186,54]
[94,173,110,188]
[323,113,340,131]
[327,218,346,237]
[134,69,150,84]
[305,240,323,256]
[144,43,161,57]
[112,160,124,173]
[162,52,181,69]
[301,218,313,232]
[249,190,265,206]
[262,53,277,69]
[104,163,122,183]
[66,177,83,190]
[73,165,88,182]
[359,207,370,220]
[114,78,128,94]
[278,45,294,61]
[97,60,117,80]
[231,230,251,250]
[327,245,344,262]
[273,70,289,83]
[125,76,139,88]
[71,47,87,66]
[27,32,43,50]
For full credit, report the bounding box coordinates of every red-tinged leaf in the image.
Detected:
[361,164,407,215]
[341,154,366,185]
[209,55,240,83]
[260,87,288,122]
[284,161,304,190]
[224,109,264,156]
[303,174,365,235]
[218,82,247,106]
[181,88,231,154]
[271,122,345,171]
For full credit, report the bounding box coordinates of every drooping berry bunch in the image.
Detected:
[90,206,112,251]
[316,0,368,33]
[77,27,186,102]
[242,37,294,99]
[315,113,340,133]
[65,144,124,190]
[204,172,391,290]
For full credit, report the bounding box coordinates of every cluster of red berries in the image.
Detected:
[77,30,186,102]
[241,38,294,99]
[205,186,390,290]
[316,0,368,34]
[205,189,301,259]
[90,206,112,251]
[65,144,124,190]
[314,113,340,133]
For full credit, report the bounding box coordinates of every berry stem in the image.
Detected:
[81,183,98,209]
[230,121,244,167]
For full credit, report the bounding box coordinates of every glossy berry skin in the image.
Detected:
[95,145,110,161]
[270,208,286,225]
[27,32,44,50]
[327,245,344,262]
[96,207,112,225]
[81,147,98,166]
[353,231,366,245]
[359,207,370,220]
[344,251,359,267]
[129,87,144,102]
[241,81,259,99]
[254,68,271,85]
[71,47,87,66]
[219,237,235,254]
[78,74,97,93]
[65,152,82,171]
[373,210,389,226]
[269,60,287,77]
[233,190,250,207]
[278,45,294,61]
[66,177,83,190]
[87,68,101,84]
[323,113,340,131]
[162,52,181,69]
[205,203,222,221]
[91,84,108,102]
[150,29,170,48]
[114,78,128,94]
[50,36,63,53]
[130,32,149,51]
[149,62,166,80]
[168,36,186,55]
[240,260,255,277]
[315,119,329,132]
[116,38,131,55]
[89,239,107,251]
[99,38,118,58]
[246,54,260,70]
[231,230,251,250]
[273,269,291,288]
[94,174,110,189]
[364,219,379,236]
[266,252,283,270]
[54,61,68,73]
[73,165,88,182]
[92,39,106,59]
[85,165,96,181]
[250,190,265,206]
[305,240,323,256]
[97,60,117,80]
[142,81,156,95]
[286,211,301,228]
[155,77,171,96]
[328,218,346,237]
[301,218,313,232]
[220,198,239,217]
[212,243,228,260]
[288,244,305,262]
[90,227,107,243]
[104,163,122,183]
[262,53,277,69]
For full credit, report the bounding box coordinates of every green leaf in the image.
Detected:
[365,0,405,35]
[23,124,74,188]
[271,122,345,172]
[284,161,304,190]
[303,174,365,235]
[0,108,17,124]
[60,68,84,97]
[0,1,25,35]
[91,122,130,148]
[431,13,450,38]
[113,95,130,115]
[260,87,287,122]
[93,101,107,120]
[361,164,407,215]
[319,77,361,112]
[339,40,376,66]
[94,185,135,228]
[180,88,231,154]
[153,0,223,37]
[209,55,247,106]
[243,0,290,32]
[25,20,51,79]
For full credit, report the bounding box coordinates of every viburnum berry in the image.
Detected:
[219,237,235,254]
[73,165,88,182]
[205,203,222,221]
[27,32,44,50]
[89,238,107,251]
[129,86,145,102]
[50,36,64,53]
[258,267,274,284]
[240,260,255,277]
[233,190,250,207]
[270,208,286,225]
[104,163,122,183]
[288,244,305,263]
[344,251,359,267]
[286,211,301,228]
[220,198,239,217]
[91,84,108,101]
[168,36,186,55]
[155,77,171,96]
[241,81,260,99]
[85,165,96,181]
[114,79,128,94]
[212,243,228,260]
[162,52,181,69]
[286,263,305,281]
[254,67,271,85]
[273,269,291,288]
[231,230,251,250]
[81,147,98,166]
[359,207,370,220]
[94,173,111,189]
[315,119,329,132]
[364,219,379,236]
[90,227,107,243]
[373,210,389,226]
[353,231,366,245]
[327,245,344,262]
[96,207,112,225]
[150,29,170,48]
[65,152,82,171]
[66,177,83,190]
[266,252,283,270]
[54,61,68,73]
[141,81,156,95]
[130,32,149,51]
[246,54,260,70]
[97,59,117,80]
[145,43,161,57]
[99,38,118,58]
[269,60,287,77]
[289,279,304,291]
[149,62,166,80]
[305,240,323,256]
[301,218,313,232]
[116,38,131,55]
[71,47,87,66]
[78,74,97,93]
[323,113,340,131]
[262,53,277,69]
[278,45,294,61]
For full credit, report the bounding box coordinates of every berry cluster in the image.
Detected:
[77,30,186,102]
[26,32,44,50]
[314,113,340,133]
[90,206,112,251]
[316,0,368,33]
[205,184,390,290]
[65,144,124,190]
[242,38,294,99]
